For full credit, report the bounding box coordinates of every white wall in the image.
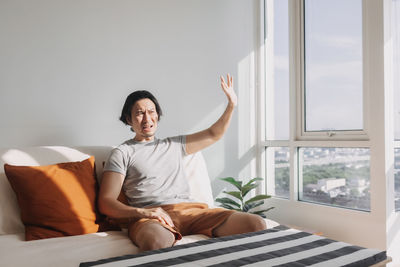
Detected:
[0,0,258,196]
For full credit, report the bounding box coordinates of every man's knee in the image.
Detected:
[213,212,267,237]
[140,234,174,251]
[129,222,175,251]
[230,212,267,233]
[246,213,267,232]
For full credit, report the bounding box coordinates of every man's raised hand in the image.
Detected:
[220,74,237,106]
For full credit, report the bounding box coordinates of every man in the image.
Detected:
[98,74,266,251]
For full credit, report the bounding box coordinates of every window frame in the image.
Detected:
[260,0,393,211]
[393,0,400,211]
[296,0,370,141]
[258,0,399,257]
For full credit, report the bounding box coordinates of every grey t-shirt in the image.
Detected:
[103,136,193,208]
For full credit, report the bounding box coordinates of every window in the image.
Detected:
[393,0,400,210]
[266,147,290,199]
[261,0,400,258]
[396,148,400,210]
[264,0,370,211]
[299,147,370,211]
[264,0,291,200]
[265,0,289,141]
[303,0,363,133]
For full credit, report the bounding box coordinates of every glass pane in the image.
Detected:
[304,0,363,132]
[265,0,289,140]
[266,147,290,198]
[395,148,400,210]
[299,147,370,211]
[394,0,400,140]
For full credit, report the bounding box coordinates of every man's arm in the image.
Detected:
[185,74,237,155]
[98,171,175,227]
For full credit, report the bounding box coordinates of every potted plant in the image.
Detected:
[216,177,274,218]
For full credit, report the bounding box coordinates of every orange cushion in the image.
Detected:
[4,156,103,241]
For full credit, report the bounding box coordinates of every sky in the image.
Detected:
[268,0,400,139]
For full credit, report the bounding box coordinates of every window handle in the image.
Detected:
[327,131,336,137]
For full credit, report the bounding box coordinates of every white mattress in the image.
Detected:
[0,219,279,267]
[0,230,210,267]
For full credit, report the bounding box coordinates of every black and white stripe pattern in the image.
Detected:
[80,226,386,267]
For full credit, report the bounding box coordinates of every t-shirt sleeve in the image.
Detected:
[103,148,128,176]
[169,135,188,156]
[180,135,188,156]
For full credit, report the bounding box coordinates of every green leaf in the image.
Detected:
[241,183,258,198]
[243,177,263,187]
[255,212,267,218]
[219,203,235,210]
[251,207,275,215]
[223,191,243,201]
[245,194,271,205]
[219,203,241,211]
[242,177,265,197]
[220,177,242,191]
[215,197,241,208]
[245,200,265,211]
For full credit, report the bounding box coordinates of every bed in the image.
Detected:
[80,225,388,267]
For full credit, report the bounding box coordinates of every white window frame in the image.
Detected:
[296,0,370,141]
[262,0,372,200]
[257,0,400,256]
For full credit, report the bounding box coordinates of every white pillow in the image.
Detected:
[183,152,215,207]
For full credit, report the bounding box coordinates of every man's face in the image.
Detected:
[128,98,158,142]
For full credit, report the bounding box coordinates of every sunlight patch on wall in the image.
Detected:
[237,51,257,182]
[43,146,89,162]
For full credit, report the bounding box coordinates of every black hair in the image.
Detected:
[119,90,163,125]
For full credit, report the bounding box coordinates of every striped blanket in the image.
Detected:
[80,225,386,267]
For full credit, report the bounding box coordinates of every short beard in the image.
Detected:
[143,132,154,137]
[139,132,155,138]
